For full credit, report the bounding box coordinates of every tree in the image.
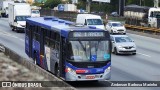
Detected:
[43,0,62,9]
[14,0,20,3]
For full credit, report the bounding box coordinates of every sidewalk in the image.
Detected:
[0,52,67,90]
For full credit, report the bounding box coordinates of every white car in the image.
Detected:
[110,35,136,55]
[31,10,40,17]
[106,22,126,34]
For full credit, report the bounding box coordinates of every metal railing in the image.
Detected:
[125,24,160,35]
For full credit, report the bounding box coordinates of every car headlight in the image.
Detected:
[118,45,123,48]
[112,28,117,30]
[132,45,136,48]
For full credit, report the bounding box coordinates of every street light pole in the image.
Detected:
[86,0,91,13]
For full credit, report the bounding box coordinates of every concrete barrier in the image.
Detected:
[0,43,76,90]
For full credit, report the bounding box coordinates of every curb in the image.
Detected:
[0,43,76,90]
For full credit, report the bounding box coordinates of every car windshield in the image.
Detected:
[68,40,110,62]
[15,16,30,21]
[87,19,103,25]
[32,10,40,14]
[115,37,133,43]
[112,22,123,27]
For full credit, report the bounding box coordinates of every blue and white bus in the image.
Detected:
[25,17,111,81]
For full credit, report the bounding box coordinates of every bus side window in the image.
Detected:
[50,40,55,49]
[55,33,60,41]
[55,43,59,50]
[45,37,50,46]
[51,31,55,39]
[34,34,40,41]
[47,30,51,38]
[45,29,51,46]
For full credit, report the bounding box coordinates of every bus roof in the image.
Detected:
[26,17,105,37]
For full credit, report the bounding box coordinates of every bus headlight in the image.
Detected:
[105,66,111,72]
[65,67,76,75]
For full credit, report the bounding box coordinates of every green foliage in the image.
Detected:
[43,0,62,9]
[42,0,157,12]
[32,2,43,7]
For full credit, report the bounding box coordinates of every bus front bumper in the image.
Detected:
[65,69,111,81]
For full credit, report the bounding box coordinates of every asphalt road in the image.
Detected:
[0,18,160,90]
[0,18,29,59]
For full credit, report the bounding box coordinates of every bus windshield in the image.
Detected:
[68,40,110,62]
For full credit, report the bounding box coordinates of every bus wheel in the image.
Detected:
[55,66,60,77]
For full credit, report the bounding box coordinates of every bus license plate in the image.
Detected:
[86,75,95,79]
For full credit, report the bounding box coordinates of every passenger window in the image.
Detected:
[50,40,55,49]
[33,33,40,41]
[55,33,60,41]
[51,31,55,39]
[45,37,50,46]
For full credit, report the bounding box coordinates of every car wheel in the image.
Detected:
[114,47,118,55]
[123,33,126,35]
[148,24,151,27]
[11,27,15,31]
[12,28,14,31]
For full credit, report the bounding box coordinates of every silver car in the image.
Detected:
[110,35,136,55]
[106,22,126,34]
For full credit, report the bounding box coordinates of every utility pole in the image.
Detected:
[140,0,142,6]
[86,0,91,13]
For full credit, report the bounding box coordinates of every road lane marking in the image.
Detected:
[0,32,24,42]
[137,52,151,57]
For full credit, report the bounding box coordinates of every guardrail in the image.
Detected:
[125,24,160,35]
[0,43,76,90]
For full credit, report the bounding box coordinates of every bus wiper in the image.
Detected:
[78,40,88,59]
[95,41,100,55]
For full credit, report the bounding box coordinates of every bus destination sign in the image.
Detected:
[73,32,105,38]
